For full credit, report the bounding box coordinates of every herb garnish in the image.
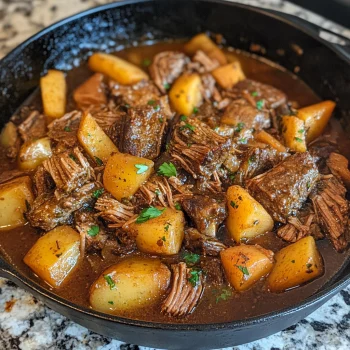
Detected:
[235,122,245,132]
[87,225,100,237]
[175,202,182,210]
[230,201,238,209]
[215,288,232,303]
[188,270,201,286]
[92,188,104,199]
[159,117,164,123]
[153,105,161,112]
[158,162,177,177]
[164,223,171,232]
[180,123,195,132]
[193,107,199,114]
[69,154,77,162]
[294,137,303,143]
[108,301,114,305]
[238,137,247,144]
[298,129,305,134]
[142,58,151,67]
[64,126,71,132]
[136,206,165,224]
[161,236,166,242]
[148,100,156,106]
[95,156,103,166]
[183,252,200,265]
[135,164,149,174]
[104,275,116,290]
[236,265,249,276]
[164,83,170,90]
[251,91,259,97]
[180,115,187,121]
[155,189,161,196]
[256,99,265,110]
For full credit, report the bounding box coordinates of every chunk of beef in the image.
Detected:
[182,195,227,236]
[201,73,219,102]
[161,262,204,317]
[184,228,227,256]
[73,73,107,109]
[310,175,349,252]
[47,111,82,148]
[10,105,36,126]
[119,103,167,159]
[221,98,270,130]
[200,258,225,286]
[43,147,94,196]
[27,182,99,231]
[149,51,189,93]
[196,102,221,128]
[33,165,55,196]
[327,152,350,190]
[74,210,108,253]
[0,169,30,184]
[18,110,47,142]
[226,79,287,109]
[247,152,319,223]
[169,116,231,179]
[192,50,220,72]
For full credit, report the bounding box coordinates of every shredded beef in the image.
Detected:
[326,152,350,190]
[18,110,47,143]
[33,165,55,196]
[200,258,225,286]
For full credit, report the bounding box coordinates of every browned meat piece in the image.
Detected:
[74,210,108,253]
[221,98,270,130]
[184,228,227,256]
[327,152,350,190]
[169,116,231,179]
[95,194,135,228]
[18,110,47,142]
[27,182,99,231]
[73,73,107,109]
[119,103,167,159]
[181,195,227,237]
[247,152,319,223]
[161,262,204,317]
[310,175,349,252]
[192,50,220,72]
[43,147,94,195]
[196,102,221,127]
[201,73,218,102]
[33,165,55,196]
[226,79,287,109]
[10,105,36,125]
[0,169,31,184]
[200,258,225,286]
[47,111,82,148]
[110,79,160,107]
[149,51,189,93]
[277,214,315,242]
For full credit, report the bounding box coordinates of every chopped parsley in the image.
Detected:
[155,189,161,196]
[235,122,245,132]
[104,275,116,290]
[174,202,182,211]
[248,156,256,165]
[135,164,149,174]
[236,265,249,276]
[147,100,156,106]
[193,107,199,114]
[153,104,161,112]
[230,201,238,209]
[188,270,201,286]
[136,206,165,224]
[164,83,170,90]
[87,225,100,237]
[124,104,131,109]
[161,236,166,242]
[108,301,114,305]
[164,223,171,232]
[238,137,247,144]
[306,263,312,268]
[251,91,259,97]
[183,252,200,265]
[294,137,303,143]
[256,99,265,110]
[142,58,152,67]
[69,154,77,162]
[180,115,188,122]
[92,188,104,199]
[64,126,71,132]
[158,162,177,177]
[298,129,305,134]
[95,157,103,166]
[215,288,232,303]
[159,117,164,123]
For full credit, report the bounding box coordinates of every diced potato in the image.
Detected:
[103,152,153,201]
[40,69,67,118]
[281,115,307,152]
[184,33,227,65]
[255,130,287,153]
[24,226,80,288]
[220,244,274,291]
[0,122,18,148]
[169,73,202,115]
[0,176,34,231]
[226,185,274,243]
[88,52,149,85]
[212,62,246,89]
[267,236,323,292]
[89,257,170,314]
[77,112,118,164]
[18,137,52,170]
[297,101,336,143]
[129,207,185,255]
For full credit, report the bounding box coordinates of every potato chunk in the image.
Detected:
[169,73,203,115]
[24,226,81,287]
[0,122,18,148]
[184,33,227,65]
[0,176,34,231]
[40,69,67,119]
[212,62,245,89]
[18,137,52,170]
[129,207,185,255]
[281,115,307,152]
[220,244,274,291]
[255,130,287,153]
[297,100,336,143]
[88,52,149,85]
[103,152,153,201]
[77,112,118,164]
[89,257,170,314]
[226,185,274,243]
[267,236,323,292]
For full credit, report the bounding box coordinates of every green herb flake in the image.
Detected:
[104,275,116,290]
[306,263,312,268]
[87,225,100,237]
[159,117,164,123]
[136,206,165,224]
[95,157,103,166]
[183,252,200,265]
[161,236,166,242]
[175,202,182,211]
[108,300,114,305]
[230,201,238,209]
[142,58,151,67]
[294,137,303,143]
[256,99,265,110]
[135,164,149,174]
[92,188,104,199]
[154,105,161,112]
[238,137,247,144]
[188,270,201,286]
[155,189,161,196]
[164,223,171,232]
[147,100,156,106]
[215,288,232,303]
[124,104,131,109]
[235,122,245,133]
[69,154,77,162]
[158,162,177,177]
[64,126,72,132]
[251,91,259,97]
[180,115,188,122]
[164,83,171,90]
[298,129,305,134]
[236,265,249,276]
[193,107,199,114]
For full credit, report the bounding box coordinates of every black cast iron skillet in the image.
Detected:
[1,1,350,349]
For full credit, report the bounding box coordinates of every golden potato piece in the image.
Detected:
[77,112,118,164]
[297,100,336,143]
[103,152,153,201]
[0,122,18,148]
[255,130,287,153]
[40,69,67,118]
[220,244,274,291]
[267,236,323,292]
[212,62,245,89]
[18,137,52,170]
[226,185,274,243]
[88,52,149,85]
[0,176,34,231]
[281,115,307,152]
[24,226,81,287]
[169,73,202,115]
[89,257,170,314]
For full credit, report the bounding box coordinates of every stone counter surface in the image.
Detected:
[0,0,350,349]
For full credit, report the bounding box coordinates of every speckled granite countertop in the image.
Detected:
[0,1,350,349]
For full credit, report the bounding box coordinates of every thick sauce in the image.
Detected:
[0,42,349,324]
